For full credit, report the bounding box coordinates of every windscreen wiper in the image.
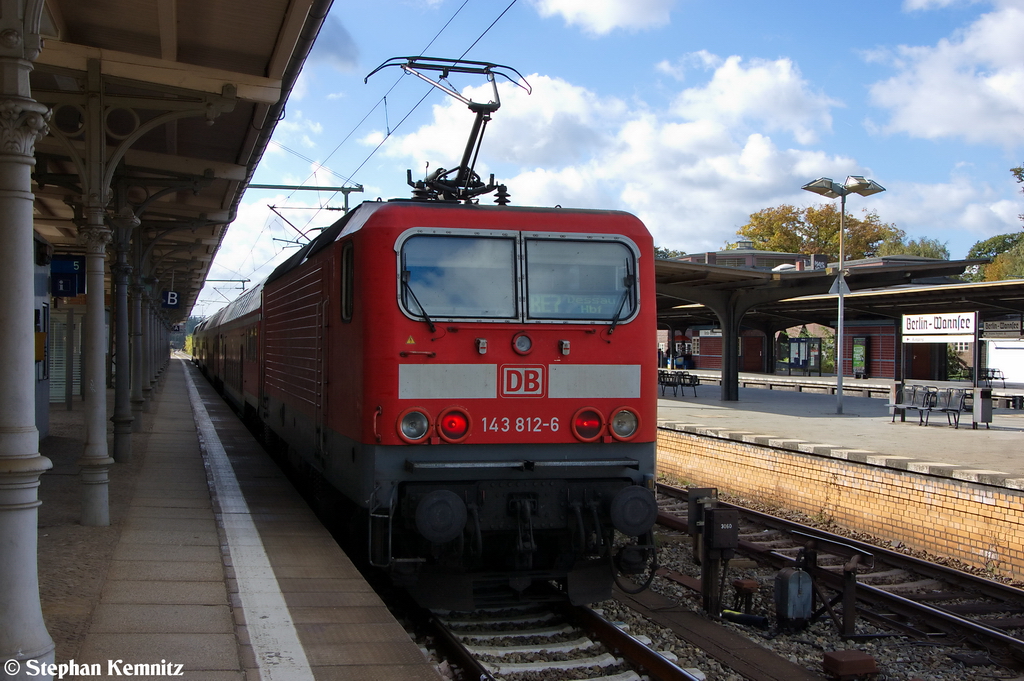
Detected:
[607,271,636,336]
[401,271,436,333]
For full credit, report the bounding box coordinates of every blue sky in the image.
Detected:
[195,0,1024,315]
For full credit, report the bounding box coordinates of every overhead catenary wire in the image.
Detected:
[296,0,521,232]
[215,0,520,315]
[278,0,476,205]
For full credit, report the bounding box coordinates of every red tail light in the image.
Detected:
[571,407,604,442]
[438,408,471,443]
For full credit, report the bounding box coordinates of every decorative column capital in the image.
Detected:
[0,98,49,156]
[78,225,113,249]
[111,261,133,278]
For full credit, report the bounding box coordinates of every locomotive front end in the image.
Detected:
[365,203,658,608]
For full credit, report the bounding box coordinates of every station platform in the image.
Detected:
[657,372,1024,484]
[33,360,1023,677]
[37,357,441,681]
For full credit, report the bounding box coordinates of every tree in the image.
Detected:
[966,232,1024,260]
[655,245,686,259]
[737,204,903,261]
[876,236,950,259]
[964,232,1024,281]
[982,240,1024,281]
[737,205,803,254]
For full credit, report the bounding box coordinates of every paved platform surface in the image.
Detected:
[37,358,440,681]
[658,375,1024,481]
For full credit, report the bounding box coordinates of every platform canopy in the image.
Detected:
[29,0,333,321]
[654,257,992,399]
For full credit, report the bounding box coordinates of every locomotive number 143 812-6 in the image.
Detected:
[481,416,560,433]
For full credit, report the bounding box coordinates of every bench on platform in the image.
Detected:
[979,367,1006,388]
[890,385,918,423]
[659,370,700,397]
[923,387,967,429]
[890,385,936,425]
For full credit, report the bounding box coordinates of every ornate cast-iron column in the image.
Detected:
[130,269,146,428]
[110,207,138,460]
[76,60,114,525]
[0,0,57,677]
[78,204,114,525]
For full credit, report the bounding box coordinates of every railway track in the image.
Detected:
[657,482,1024,668]
[426,602,705,681]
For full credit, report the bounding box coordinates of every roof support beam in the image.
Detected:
[36,40,282,103]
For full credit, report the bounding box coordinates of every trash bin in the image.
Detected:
[973,387,992,429]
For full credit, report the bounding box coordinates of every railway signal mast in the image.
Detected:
[365,56,531,203]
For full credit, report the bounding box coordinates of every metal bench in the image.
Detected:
[889,385,918,422]
[678,372,699,397]
[980,368,1006,388]
[923,387,967,429]
[658,369,679,396]
[898,386,937,425]
[659,370,699,397]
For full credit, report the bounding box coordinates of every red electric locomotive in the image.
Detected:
[195,199,659,607]
[194,57,659,608]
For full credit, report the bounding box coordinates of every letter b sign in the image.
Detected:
[162,290,180,309]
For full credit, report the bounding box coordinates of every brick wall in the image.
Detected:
[658,427,1024,581]
[844,323,896,379]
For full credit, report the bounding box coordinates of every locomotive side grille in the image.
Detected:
[264,265,325,408]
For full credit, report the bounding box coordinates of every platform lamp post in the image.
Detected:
[802,175,885,414]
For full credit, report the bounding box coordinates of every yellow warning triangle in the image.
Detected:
[406,336,416,344]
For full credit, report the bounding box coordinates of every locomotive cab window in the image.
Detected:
[396,229,639,325]
[525,239,636,322]
[400,235,517,319]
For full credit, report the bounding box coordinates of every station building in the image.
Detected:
[656,247,1024,386]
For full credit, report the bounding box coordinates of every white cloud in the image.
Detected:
[655,51,722,81]
[869,176,1024,256]
[531,0,675,35]
[869,3,1024,146]
[272,111,325,146]
[671,56,839,146]
[378,75,629,170]
[902,0,983,10]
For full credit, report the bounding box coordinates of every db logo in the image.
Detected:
[500,365,545,397]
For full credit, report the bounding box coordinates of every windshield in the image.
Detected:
[398,232,638,323]
[525,240,636,321]
[401,235,517,319]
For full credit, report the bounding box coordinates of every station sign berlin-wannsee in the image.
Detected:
[901,312,976,344]
[982,319,1023,338]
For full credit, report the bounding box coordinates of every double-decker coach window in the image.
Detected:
[525,240,636,321]
[401,235,517,319]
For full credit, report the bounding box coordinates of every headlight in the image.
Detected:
[609,408,639,440]
[398,409,431,443]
